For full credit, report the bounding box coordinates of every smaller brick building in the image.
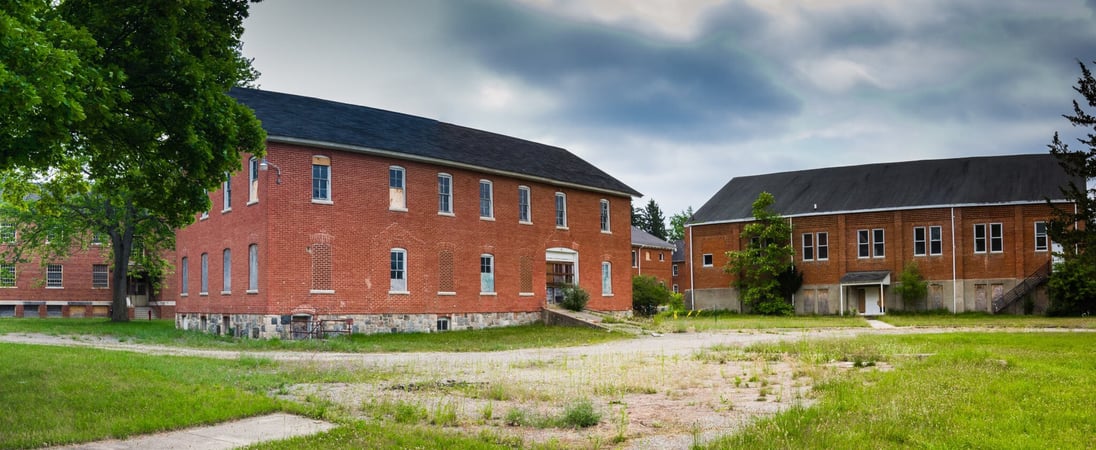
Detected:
[630,226,675,286]
[174,88,640,337]
[685,154,1077,315]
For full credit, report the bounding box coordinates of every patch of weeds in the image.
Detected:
[366,398,428,424]
[613,404,629,443]
[478,382,512,401]
[430,400,459,426]
[480,402,494,422]
[505,407,531,426]
[558,398,601,429]
[477,429,524,448]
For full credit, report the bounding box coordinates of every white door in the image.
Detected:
[863,288,882,315]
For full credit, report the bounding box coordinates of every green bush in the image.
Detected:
[895,261,928,311]
[560,284,589,311]
[633,275,671,316]
[557,399,601,428]
[1047,259,1096,316]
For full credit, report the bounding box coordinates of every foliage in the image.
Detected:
[632,275,672,316]
[557,399,601,429]
[668,206,693,242]
[0,0,266,321]
[876,312,1094,328]
[1046,258,1096,316]
[559,284,590,311]
[632,198,668,240]
[1046,59,1096,316]
[894,261,929,311]
[724,192,795,315]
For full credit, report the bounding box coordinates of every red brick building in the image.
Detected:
[174,88,640,337]
[630,226,675,286]
[684,154,1077,315]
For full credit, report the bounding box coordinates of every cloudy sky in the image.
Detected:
[240,0,1096,217]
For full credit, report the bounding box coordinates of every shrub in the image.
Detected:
[1047,258,1096,316]
[558,399,601,428]
[895,261,928,311]
[633,275,671,316]
[560,284,589,311]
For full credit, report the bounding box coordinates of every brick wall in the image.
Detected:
[631,245,674,286]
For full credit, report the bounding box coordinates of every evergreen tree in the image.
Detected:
[725,192,795,315]
[643,199,668,241]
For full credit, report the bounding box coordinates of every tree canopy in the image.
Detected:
[1046,59,1096,316]
[0,0,266,321]
[632,199,668,241]
[725,192,796,315]
[668,206,693,242]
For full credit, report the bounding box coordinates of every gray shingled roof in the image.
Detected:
[631,226,676,249]
[671,240,686,262]
[230,87,640,197]
[691,154,1078,224]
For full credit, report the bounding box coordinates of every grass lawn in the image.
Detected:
[0,343,289,449]
[245,421,531,450]
[0,319,629,352]
[877,312,1095,328]
[705,332,1096,449]
[643,310,870,332]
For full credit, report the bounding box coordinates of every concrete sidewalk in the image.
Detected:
[52,413,335,450]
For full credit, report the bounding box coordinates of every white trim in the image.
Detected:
[220,290,231,295]
[437,291,456,296]
[311,199,334,205]
[266,135,640,198]
[686,199,1075,227]
[389,290,410,295]
[479,292,498,296]
[246,289,258,294]
[519,292,535,297]
[310,289,336,294]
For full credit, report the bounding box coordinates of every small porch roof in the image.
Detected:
[840,271,891,285]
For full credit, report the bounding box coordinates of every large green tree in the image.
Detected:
[0,0,265,321]
[725,192,795,315]
[668,206,693,242]
[1046,59,1096,316]
[641,199,668,241]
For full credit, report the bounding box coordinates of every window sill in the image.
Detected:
[199,215,209,221]
[310,289,335,294]
[180,293,188,297]
[312,199,334,205]
[556,226,569,230]
[246,289,258,294]
[519,221,533,225]
[702,265,713,268]
[200,292,209,296]
[438,291,456,296]
[480,216,495,222]
[220,291,231,295]
[390,207,408,212]
[603,294,614,297]
[92,287,109,290]
[438,212,455,217]
[221,208,232,214]
[519,292,534,297]
[246,200,258,206]
[601,230,612,234]
[479,292,497,296]
[46,286,63,289]
[389,290,410,295]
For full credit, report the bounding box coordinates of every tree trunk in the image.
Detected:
[108,205,136,322]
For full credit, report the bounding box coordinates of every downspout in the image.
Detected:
[688,225,695,310]
[951,207,957,314]
[789,217,795,308]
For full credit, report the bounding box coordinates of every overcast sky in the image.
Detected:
[240,0,1096,218]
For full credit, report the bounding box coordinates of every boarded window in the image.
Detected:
[312,243,333,291]
[438,250,454,293]
[519,255,533,294]
[389,166,406,210]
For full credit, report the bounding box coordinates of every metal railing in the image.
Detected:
[991,260,1052,313]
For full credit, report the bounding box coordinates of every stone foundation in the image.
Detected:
[175,311,543,339]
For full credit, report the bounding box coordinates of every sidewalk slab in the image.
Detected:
[52,413,335,450]
[866,319,897,329]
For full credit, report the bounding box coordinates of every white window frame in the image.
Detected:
[702,253,713,267]
[631,250,638,268]
[222,248,231,294]
[46,264,63,288]
[248,244,258,293]
[0,263,15,288]
[180,257,188,295]
[1034,221,1048,252]
[390,248,408,294]
[672,284,679,293]
[518,186,531,224]
[857,229,870,258]
[438,173,453,215]
[479,180,494,220]
[659,252,665,262]
[872,228,885,258]
[312,156,332,203]
[989,223,1003,253]
[248,156,259,204]
[929,226,943,256]
[672,264,679,277]
[200,253,209,295]
[601,261,612,296]
[802,233,815,261]
[480,254,495,295]
[389,166,407,211]
[599,199,611,233]
[817,232,829,261]
[92,264,109,289]
[222,173,232,212]
[555,192,568,229]
[913,226,927,257]
[974,224,987,254]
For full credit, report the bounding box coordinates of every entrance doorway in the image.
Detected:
[545,248,578,304]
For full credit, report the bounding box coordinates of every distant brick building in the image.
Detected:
[684,154,1077,315]
[630,226,675,286]
[174,88,640,337]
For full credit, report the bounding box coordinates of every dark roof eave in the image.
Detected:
[267,135,642,198]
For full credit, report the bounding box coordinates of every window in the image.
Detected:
[91,233,103,245]
[248,156,259,203]
[1035,221,1048,252]
[974,224,987,253]
[802,233,815,261]
[659,252,665,262]
[518,186,531,223]
[631,250,638,268]
[673,264,679,277]
[312,156,331,201]
[222,249,231,293]
[817,232,829,260]
[390,249,407,293]
[389,166,406,210]
[180,257,188,295]
[92,264,108,288]
[46,264,62,288]
[248,244,258,292]
[600,199,611,232]
[200,253,209,294]
[222,173,232,211]
[437,317,450,331]
[858,230,870,258]
[601,262,612,295]
[0,223,14,243]
[0,263,15,287]
[930,226,943,256]
[479,180,493,219]
[555,192,567,228]
[438,250,455,293]
[990,223,1003,253]
[519,255,534,294]
[702,253,713,267]
[311,242,333,292]
[872,228,885,258]
[480,254,495,294]
[913,227,927,256]
[672,284,679,293]
[438,174,453,214]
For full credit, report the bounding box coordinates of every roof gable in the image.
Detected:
[230,87,640,197]
[631,226,675,249]
[692,154,1079,224]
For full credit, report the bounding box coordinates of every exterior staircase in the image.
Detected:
[542,306,646,335]
[133,306,158,320]
[992,261,1052,314]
